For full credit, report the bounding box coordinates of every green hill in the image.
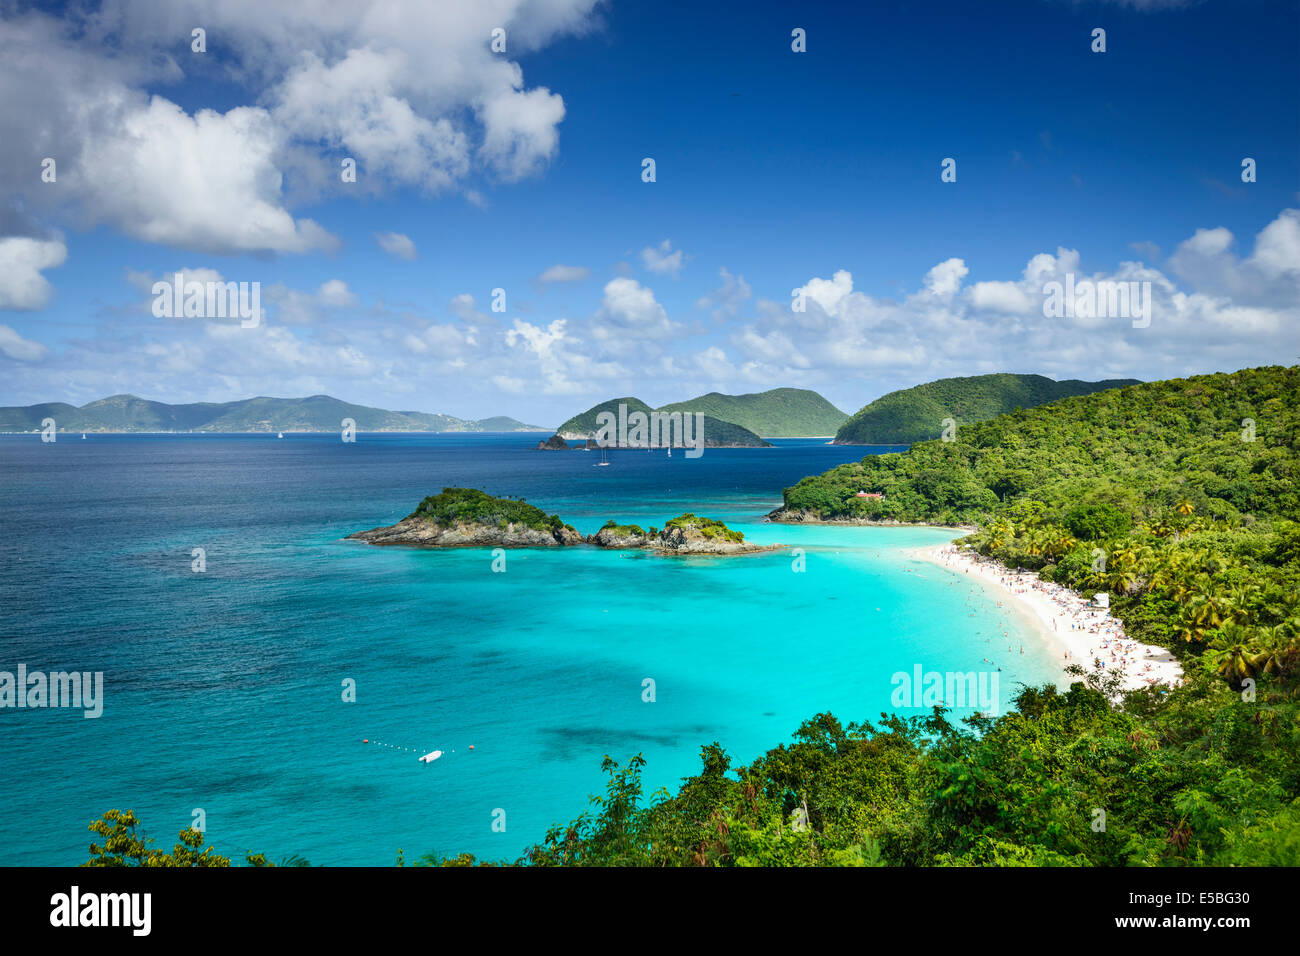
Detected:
[555,397,771,447]
[556,397,656,437]
[658,388,847,437]
[0,394,548,433]
[783,366,1298,526]
[833,373,1141,444]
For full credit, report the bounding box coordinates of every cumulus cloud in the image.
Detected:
[591,277,678,353]
[0,1,600,256]
[0,237,67,310]
[0,324,48,361]
[640,239,685,277]
[733,208,1300,390]
[375,232,417,260]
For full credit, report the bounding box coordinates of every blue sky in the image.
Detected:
[0,0,1297,424]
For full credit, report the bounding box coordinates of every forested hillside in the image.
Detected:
[833,373,1140,444]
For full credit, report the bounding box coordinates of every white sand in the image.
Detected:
[909,542,1183,693]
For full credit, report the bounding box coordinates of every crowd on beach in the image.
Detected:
[927,545,1177,688]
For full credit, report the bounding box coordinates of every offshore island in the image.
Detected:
[348,487,777,555]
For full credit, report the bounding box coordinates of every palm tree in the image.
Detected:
[1175,498,1195,517]
[1188,591,1227,632]
[1252,618,1300,677]
[1204,625,1258,681]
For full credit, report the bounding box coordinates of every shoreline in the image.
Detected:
[767,511,975,532]
[908,542,1183,693]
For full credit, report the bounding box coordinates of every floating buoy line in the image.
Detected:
[361,738,475,764]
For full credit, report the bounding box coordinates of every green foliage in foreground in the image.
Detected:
[409,487,573,534]
[481,663,1298,866]
[664,513,745,542]
[84,809,277,867]
[87,659,1300,866]
[833,372,1141,444]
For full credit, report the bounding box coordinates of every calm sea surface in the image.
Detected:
[0,434,1060,865]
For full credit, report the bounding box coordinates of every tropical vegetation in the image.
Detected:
[833,372,1140,444]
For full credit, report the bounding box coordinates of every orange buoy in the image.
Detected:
[468,745,475,750]
[363,739,369,743]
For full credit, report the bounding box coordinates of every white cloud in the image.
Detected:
[921,258,969,299]
[477,84,566,181]
[640,239,685,277]
[0,237,67,310]
[0,324,48,361]
[968,281,1033,315]
[0,1,601,257]
[375,232,417,260]
[592,277,678,352]
[732,208,1300,389]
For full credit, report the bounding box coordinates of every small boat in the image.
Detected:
[596,447,611,467]
[419,750,442,764]
[277,432,284,439]
[81,434,86,439]
[667,447,671,457]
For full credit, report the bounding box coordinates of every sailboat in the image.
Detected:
[667,446,671,457]
[81,433,86,439]
[277,432,284,439]
[596,446,611,467]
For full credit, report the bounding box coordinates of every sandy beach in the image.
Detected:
[910,542,1183,693]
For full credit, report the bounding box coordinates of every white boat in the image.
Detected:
[277,432,284,438]
[81,434,86,439]
[419,750,442,763]
[596,447,611,467]
[667,447,671,457]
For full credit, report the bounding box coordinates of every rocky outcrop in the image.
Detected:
[536,433,571,450]
[651,525,770,554]
[350,490,775,556]
[348,516,582,548]
[590,525,650,548]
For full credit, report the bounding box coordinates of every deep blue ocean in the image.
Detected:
[0,433,1061,865]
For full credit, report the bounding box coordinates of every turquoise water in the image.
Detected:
[0,434,1060,865]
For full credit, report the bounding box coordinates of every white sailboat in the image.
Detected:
[277,432,284,439]
[596,446,611,467]
[667,446,671,457]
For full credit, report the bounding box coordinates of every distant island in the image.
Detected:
[552,387,847,441]
[348,488,775,555]
[832,373,1141,445]
[656,388,848,437]
[544,397,772,449]
[0,393,549,434]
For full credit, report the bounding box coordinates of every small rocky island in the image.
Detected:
[349,488,775,555]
